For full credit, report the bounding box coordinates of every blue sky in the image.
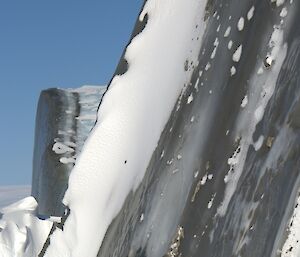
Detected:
[0,1,143,185]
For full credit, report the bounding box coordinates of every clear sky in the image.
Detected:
[0,1,143,185]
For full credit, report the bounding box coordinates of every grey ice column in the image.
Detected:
[32,86,106,216]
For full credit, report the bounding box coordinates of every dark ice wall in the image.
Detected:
[32,86,106,217]
[96,1,300,257]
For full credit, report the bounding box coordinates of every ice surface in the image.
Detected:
[44,1,208,256]
[2,0,300,256]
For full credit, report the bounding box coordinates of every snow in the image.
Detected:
[211,37,219,59]
[257,67,264,74]
[280,7,288,18]
[232,45,243,62]
[75,114,97,121]
[247,6,255,20]
[224,26,231,37]
[241,95,248,108]
[230,66,236,76]
[0,197,53,257]
[187,93,194,104]
[276,0,285,7]
[237,17,245,31]
[217,13,287,217]
[265,56,274,67]
[140,213,144,222]
[43,1,208,257]
[228,40,233,50]
[194,171,199,178]
[205,62,211,71]
[210,46,218,59]
[253,135,264,151]
[200,174,208,185]
[207,194,216,209]
[52,142,75,155]
[60,157,76,164]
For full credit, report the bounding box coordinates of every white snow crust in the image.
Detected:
[0,197,53,257]
[44,1,208,257]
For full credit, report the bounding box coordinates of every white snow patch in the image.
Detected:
[247,6,255,20]
[140,213,144,222]
[52,142,74,155]
[224,26,231,37]
[75,114,97,121]
[228,40,233,50]
[160,150,165,159]
[280,7,288,18]
[257,66,264,75]
[276,0,285,6]
[201,174,208,185]
[195,77,200,91]
[265,56,274,67]
[0,197,53,257]
[232,45,243,62]
[237,17,245,31]
[230,66,237,76]
[253,135,264,151]
[205,62,211,71]
[211,45,218,59]
[208,194,216,209]
[60,157,76,164]
[241,95,248,108]
[187,93,194,104]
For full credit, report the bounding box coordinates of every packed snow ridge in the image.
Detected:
[42,1,209,257]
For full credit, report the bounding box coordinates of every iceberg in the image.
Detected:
[2,0,300,257]
[32,86,106,217]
